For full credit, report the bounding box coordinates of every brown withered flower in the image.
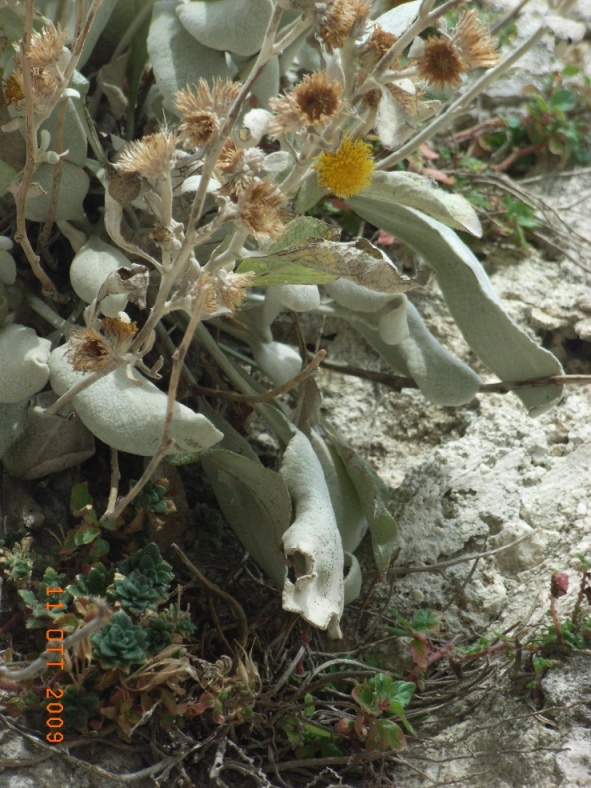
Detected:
[174,78,242,148]
[116,128,178,177]
[68,318,138,373]
[269,71,344,138]
[453,9,499,69]
[317,0,371,54]
[359,25,398,70]
[3,66,58,111]
[216,143,267,201]
[67,328,112,373]
[201,270,256,316]
[417,36,467,91]
[25,23,69,69]
[418,10,498,91]
[2,70,25,106]
[237,179,289,241]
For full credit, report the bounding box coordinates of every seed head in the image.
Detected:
[67,328,112,373]
[67,319,138,373]
[317,0,372,54]
[25,23,69,69]
[174,78,242,148]
[116,128,178,177]
[417,36,467,91]
[269,71,344,138]
[454,10,499,69]
[237,179,289,241]
[359,25,398,69]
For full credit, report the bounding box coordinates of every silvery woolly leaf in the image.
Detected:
[49,346,223,456]
[0,160,17,198]
[245,237,431,294]
[265,284,320,315]
[176,0,273,57]
[0,250,16,285]
[24,163,89,223]
[343,553,362,605]
[280,429,345,638]
[349,198,563,415]
[39,98,88,167]
[341,298,482,405]
[364,171,482,236]
[250,338,303,386]
[2,393,94,480]
[96,54,129,120]
[237,55,280,110]
[262,151,293,174]
[0,400,28,458]
[201,449,291,588]
[77,0,120,69]
[374,0,421,36]
[293,170,327,214]
[323,426,399,574]
[309,429,368,555]
[323,278,397,313]
[148,1,231,113]
[0,325,51,404]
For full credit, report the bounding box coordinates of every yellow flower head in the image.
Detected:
[313,136,374,199]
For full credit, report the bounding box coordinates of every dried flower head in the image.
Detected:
[216,271,256,312]
[417,36,467,91]
[2,70,25,106]
[67,318,138,373]
[216,140,245,176]
[202,270,256,316]
[67,327,112,373]
[317,0,372,53]
[359,25,398,69]
[453,9,499,69]
[269,71,344,137]
[101,317,139,345]
[292,71,344,124]
[417,10,498,91]
[3,65,58,111]
[237,179,289,241]
[216,142,261,201]
[313,135,374,199]
[116,128,178,177]
[174,78,242,148]
[25,23,69,69]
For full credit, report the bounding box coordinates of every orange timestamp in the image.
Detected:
[44,586,67,743]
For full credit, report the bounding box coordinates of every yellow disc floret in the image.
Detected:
[313,136,374,199]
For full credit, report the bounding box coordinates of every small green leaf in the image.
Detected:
[410,609,441,634]
[76,524,101,546]
[366,719,406,752]
[549,88,576,112]
[70,481,93,514]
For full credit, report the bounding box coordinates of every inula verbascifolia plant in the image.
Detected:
[0,0,576,639]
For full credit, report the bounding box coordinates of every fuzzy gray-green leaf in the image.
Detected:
[202,449,291,589]
[349,198,563,415]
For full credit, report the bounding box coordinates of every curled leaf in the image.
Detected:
[280,429,344,638]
